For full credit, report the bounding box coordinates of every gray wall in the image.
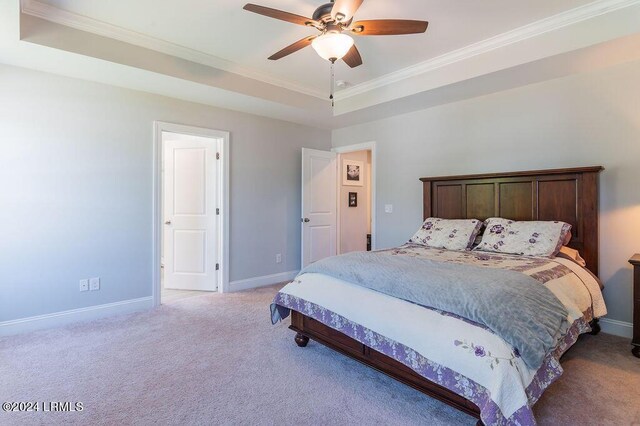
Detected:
[333,59,640,326]
[0,64,330,322]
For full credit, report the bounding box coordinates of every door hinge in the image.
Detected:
[216,208,220,215]
[216,152,220,160]
[215,263,219,271]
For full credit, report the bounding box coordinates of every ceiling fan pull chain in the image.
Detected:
[330,60,335,108]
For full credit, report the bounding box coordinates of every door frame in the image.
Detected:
[332,141,377,252]
[152,121,230,307]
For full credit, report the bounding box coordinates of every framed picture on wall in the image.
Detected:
[343,159,364,186]
[348,192,357,207]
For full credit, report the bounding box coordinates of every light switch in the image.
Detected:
[89,277,100,291]
[384,204,393,213]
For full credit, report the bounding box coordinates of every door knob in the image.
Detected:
[165,220,172,225]
[301,218,310,223]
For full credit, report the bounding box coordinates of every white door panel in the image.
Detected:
[309,225,332,262]
[173,148,207,215]
[164,137,217,291]
[173,230,206,273]
[302,148,337,268]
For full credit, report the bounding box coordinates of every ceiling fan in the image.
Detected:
[243,0,429,68]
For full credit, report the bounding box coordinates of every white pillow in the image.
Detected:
[474,218,572,258]
[409,218,483,251]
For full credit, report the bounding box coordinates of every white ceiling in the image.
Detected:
[34,0,595,94]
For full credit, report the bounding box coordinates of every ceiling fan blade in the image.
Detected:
[268,36,317,60]
[342,44,363,68]
[350,20,428,36]
[243,3,317,27]
[331,0,364,22]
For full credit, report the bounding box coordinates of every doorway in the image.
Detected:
[336,148,372,255]
[300,142,376,268]
[153,122,229,307]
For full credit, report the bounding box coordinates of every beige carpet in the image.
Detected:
[161,288,209,304]
[1,284,639,426]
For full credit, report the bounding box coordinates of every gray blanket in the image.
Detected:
[299,250,569,369]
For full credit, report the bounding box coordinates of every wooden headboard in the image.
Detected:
[420,166,604,276]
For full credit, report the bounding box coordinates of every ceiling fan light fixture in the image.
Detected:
[311,32,354,61]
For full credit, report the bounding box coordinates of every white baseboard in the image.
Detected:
[228,270,298,292]
[0,296,154,337]
[599,318,633,338]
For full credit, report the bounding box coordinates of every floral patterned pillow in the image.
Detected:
[409,218,483,251]
[474,218,572,258]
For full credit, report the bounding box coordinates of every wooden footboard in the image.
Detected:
[289,310,482,421]
[290,309,600,425]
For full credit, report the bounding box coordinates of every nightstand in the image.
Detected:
[628,254,640,358]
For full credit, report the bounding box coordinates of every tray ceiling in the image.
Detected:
[32,0,596,95]
[7,0,639,128]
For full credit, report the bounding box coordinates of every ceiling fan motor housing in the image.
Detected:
[312,3,334,22]
[312,2,351,26]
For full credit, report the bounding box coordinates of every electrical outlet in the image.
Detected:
[385,204,393,213]
[276,253,282,264]
[89,277,100,291]
[79,279,89,292]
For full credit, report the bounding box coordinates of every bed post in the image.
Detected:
[291,311,309,347]
[423,181,432,221]
[295,333,310,347]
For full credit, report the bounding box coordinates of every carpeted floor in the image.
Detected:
[161,288,208,304]
[2,284,639,426]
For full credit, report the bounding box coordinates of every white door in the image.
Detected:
[301,148,337,268]
[164,135,218,291]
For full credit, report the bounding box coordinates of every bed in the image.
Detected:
[272,166,605,425]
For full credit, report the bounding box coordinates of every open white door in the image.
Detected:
[301,148,337,268]
[164,136,218,291]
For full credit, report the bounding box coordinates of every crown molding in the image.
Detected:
[335,0,640,100]
[20,0,327,99]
